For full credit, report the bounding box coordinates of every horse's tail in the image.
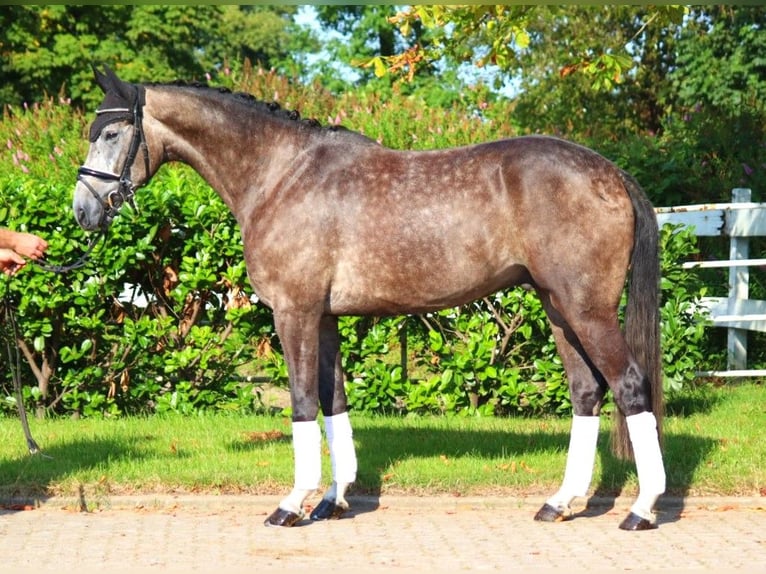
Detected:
[612,170,663,460]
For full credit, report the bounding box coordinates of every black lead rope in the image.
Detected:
[32,229,106,274]
[2,230,106,456]
[2,284,44,455]
[3,82,146,455]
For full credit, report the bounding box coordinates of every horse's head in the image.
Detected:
[73,66,152,231]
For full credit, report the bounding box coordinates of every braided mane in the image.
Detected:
[154,79,334,131]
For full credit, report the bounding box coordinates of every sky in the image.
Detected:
[293,5,362,84]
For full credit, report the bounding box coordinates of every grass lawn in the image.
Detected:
[0,382,763,502]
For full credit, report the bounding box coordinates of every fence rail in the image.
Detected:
[656,188,765,377]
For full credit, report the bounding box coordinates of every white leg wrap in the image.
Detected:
[324,412,357,486]
[334,481,351,506]
[279,420,322,514]
[320,481,350,510]
[626,411,666,521]
[546,415,600,510]
[280,487,313,516]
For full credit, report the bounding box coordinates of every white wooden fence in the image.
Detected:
[655,188,766,377]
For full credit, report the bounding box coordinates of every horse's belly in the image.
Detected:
[328,259,531,315]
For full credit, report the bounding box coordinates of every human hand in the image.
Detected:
[12,232,48,260]
[0,248,26,276]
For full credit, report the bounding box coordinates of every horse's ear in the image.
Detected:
[93,65,134,100]
[93,65,111,94]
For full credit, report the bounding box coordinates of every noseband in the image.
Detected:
[77,92,150,229]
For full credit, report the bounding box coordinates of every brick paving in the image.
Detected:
[1,494,764,572]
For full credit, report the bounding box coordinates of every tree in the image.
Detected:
[305,6,482,108]
[353,5,764,205]
[671,6,766,118]
[206,6,303,78]
[307,5,424,90]
[0,5,299,108]
[316,5,401,61]
[509,5,686,138]
[663,6,766,202]
[382,6,683,85]
[379,6,688,137]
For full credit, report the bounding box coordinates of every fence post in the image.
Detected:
[727,188,751,370]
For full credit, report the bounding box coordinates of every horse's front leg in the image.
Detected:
[311,316,357,521]
[264,309,323,527]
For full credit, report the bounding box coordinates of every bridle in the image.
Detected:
[31,90,150,274]
[76,89,150,230]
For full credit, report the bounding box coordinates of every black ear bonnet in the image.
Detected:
[89,67,145,142]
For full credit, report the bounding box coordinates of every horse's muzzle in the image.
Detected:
[73,183,109,231]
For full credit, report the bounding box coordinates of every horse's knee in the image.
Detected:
[290,389,320,422]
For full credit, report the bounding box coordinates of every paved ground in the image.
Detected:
[1,493,764,573]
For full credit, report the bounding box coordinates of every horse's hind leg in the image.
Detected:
[541,295,665,529]
[569,318,665,530]
[534,301,605,522]
[311,315,358,521]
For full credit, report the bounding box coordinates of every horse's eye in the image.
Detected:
[104,130,119,142]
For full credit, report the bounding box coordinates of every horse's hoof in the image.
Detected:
[310,498,348,521]
[264,507,304,527]
[534,503,570,523]
[619,512,657,531]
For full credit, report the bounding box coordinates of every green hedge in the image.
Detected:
[0,72,725,419]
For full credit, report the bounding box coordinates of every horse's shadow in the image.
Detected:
[572,435,702,526]
[575,391,724,525]
[346,420,716,526]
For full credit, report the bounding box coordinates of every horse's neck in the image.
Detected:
[144,87,306,214]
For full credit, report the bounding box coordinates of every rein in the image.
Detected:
[32,231,106,274]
